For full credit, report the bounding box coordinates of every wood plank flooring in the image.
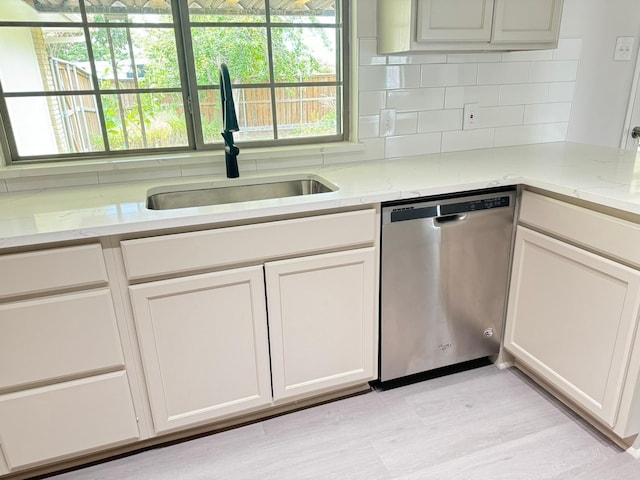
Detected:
[46,366,640,479]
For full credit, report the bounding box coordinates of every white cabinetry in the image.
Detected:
[378,0,563,54]
[129,267,272,433]
[266,248,376,402]
[0,245,139,475]
[121,209,379,434]
[505,191,640,438]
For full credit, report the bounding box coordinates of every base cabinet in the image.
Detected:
[266,248,377,402]
[0,372,139,472]
[129,266,273,434]
[505,225,640,433]
[124,209,379,435]
[0,244,140,476]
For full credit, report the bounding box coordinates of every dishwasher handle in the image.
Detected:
[383,193,513,225]
[434,213,469,225]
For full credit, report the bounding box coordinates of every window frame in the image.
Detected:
[0,0,349,166]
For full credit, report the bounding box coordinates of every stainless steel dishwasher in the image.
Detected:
[380,188,516,383]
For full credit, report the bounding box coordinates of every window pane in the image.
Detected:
[0,0,75,23]
[199,86,274,144]
[89,27,181,90]
[188,0,266,23]
[275,85,337,139]
[84,1,174,24]
[6,95,104,156]
[0,27,92,93]
[272,27,336,83]
[199,89,222,144]
[270,0,337,24]
[102,92,188,150]
[191,27,269,86]
[236,87,274,140]
[0,1,174,24]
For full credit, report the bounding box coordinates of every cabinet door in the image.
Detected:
[0,372,139,472]
[416,0,494,42]
[129,266,272,434]
[492,0,563,43]
[504,227,640,427]
[266,248,377,402]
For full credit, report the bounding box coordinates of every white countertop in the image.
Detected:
[1,142,639,249]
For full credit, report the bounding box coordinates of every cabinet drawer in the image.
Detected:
[520,191,640,268]
[121,209,377,280]
[0,244,108,300]
[0,372,139,472]
[0,290,125,391]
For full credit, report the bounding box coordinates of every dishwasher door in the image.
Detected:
[380,189,516,382]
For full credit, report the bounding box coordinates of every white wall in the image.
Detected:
[561,0,640,148]
[355,0,640,158]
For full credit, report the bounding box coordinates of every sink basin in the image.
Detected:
[146,175,338,210]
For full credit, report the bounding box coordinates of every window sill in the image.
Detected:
[0,142,367,187]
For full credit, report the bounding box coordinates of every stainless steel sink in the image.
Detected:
[146,175,338,210]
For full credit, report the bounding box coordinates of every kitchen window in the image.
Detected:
[0,0,346,164]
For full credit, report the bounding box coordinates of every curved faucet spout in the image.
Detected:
[219,63,240,178]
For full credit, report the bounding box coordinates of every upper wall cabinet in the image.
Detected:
[377,0,564,54]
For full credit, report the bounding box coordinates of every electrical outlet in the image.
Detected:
[614,36,634,61]
[463,103,480,130]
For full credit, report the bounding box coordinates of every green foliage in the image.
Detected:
[46,11,334,150]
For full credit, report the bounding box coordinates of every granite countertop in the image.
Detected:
[1,141,639,249]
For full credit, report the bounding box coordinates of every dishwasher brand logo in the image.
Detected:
[438,343,452,351]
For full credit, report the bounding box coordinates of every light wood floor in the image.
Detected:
[46,366,640,479]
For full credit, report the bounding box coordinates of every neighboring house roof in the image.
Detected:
[30,0,336,16]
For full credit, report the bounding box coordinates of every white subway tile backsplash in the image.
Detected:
[418,109,462,133]
[6,172,99,192]
[447,53,503,63]
[445,86,500,108]
[395,112,419,135]
[502,50,554,62]
[386,88,445,112]
[541,122,569,142]
[359,91,386,116]
[256,155,321,171]
[478,63,530,85]
[388,53,447,65]
[421,64,478,87]
[524,102,572,124]
[353,7,582,161]
[553,39,583,60]
[529,61,579,82]
[324,138,385,165]
[494,125,543,147]
[548,82,576,102]
[359,38,386,66]
[385,132,441,158]
[358,65,423,91]
[476,105,524,128]
[358,66,388,91]
[98,166,181,184]
[180,162,226,177]
[385,65,422,89]
[499,83,549,105]
[359,115,380,139]
[441,129,494,152]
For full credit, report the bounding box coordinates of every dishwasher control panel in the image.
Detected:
[384,193,512,224]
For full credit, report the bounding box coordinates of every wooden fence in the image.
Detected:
[49,58,101,152]
[48,60,336,149]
